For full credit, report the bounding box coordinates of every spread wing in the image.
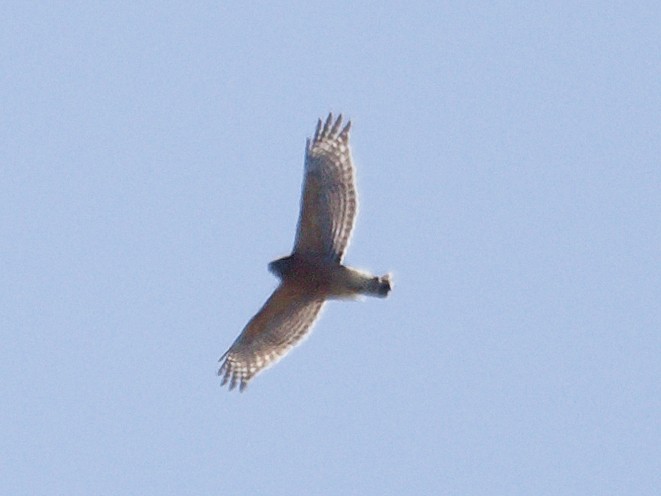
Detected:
[218,284,325,391]
[293,113,357,262]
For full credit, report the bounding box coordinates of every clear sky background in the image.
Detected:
[2,2,659,495]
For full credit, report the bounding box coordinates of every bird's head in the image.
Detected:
[268,255,293,279]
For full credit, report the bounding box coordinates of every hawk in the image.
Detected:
[218,114,392,391]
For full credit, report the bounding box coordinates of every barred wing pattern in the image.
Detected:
[218,284,325,391]
[294,114,357,262]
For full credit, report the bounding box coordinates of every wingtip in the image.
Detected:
[330,114,343,136]
[323,113,333,136]
[313,118,322,141]
[315,112,351,140]
[340,119,352,138]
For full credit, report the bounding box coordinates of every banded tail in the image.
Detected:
[363,273,392,298]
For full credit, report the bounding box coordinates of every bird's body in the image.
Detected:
[218,114,392,391]
[269,254,391,300]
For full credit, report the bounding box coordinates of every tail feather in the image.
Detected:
[365,273,392,298]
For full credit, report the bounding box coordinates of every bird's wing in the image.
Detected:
[218,283,325,391]
[293,113,357,262]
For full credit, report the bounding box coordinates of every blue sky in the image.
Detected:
[2,2,659,495]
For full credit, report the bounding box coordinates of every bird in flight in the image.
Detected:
[218,114,392,391]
